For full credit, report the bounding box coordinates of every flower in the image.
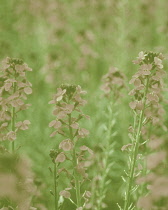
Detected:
[121,144,133,152]
[48,88,66,104]
[80,145,93,155]
[59,139,73,151]
[129,100,143,110]
[6,131,16,141]
[55,152,66,163]
[139,64,152,76]
[49,120,62,129]
[78,128,90,138]
[138,51,146,60]
[24,87,32,95]
[154,57,163,69]
[147,151,166,170]
[59,190,71,198]
[133,51,147,64]
[16,120,31,130]
[70,122,79,129]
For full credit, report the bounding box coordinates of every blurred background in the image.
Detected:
[0,0,168,209]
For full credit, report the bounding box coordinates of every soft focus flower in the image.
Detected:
[16,120,31,130]
[78,128,89,138]
[0,153,35,209]
[59,139,73,151]
[147,151,166,170]
[154,57,163,69]
[48,88,66,104]
[6,131,16,141]
[55,152,66,163]
[101,66,126,99]
[49,120,62,129]
[59,190,71,198]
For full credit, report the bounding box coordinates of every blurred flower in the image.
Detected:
[101,66,126,99]
[147,151,166,170]
[55,152,66,163]
[16,120,31,131]
[59,139,73,151]
[0,153,35,209]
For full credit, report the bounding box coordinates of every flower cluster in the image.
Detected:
[0,57,32,143]
[101,66,125,99]
[49,84,92,209]
[129,51,167,148]
[129,51,165,113]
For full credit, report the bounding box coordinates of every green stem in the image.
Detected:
[54,163,58,210]
[11,107,15,153]
[68,114,81,208]
[11,72,16,153]
[124,77,149,210]
[73,148,81,207]
[139,123,152,198]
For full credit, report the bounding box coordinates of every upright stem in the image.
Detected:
[73,148,81,207]
[68,114,81,208]
[11,107,15,153]
[11,72,16,153]
[124,77,149,210]
[54,163,58,210]
[139,123,152,198]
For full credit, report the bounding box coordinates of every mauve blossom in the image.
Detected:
[154,57,163,69]
[6,131,16,141]
[59,190,71,198]
[55,152,66,163]
[147,151,166,170]
[16,120,31,130]
[48,88,66,104]
[49,120,62,129]
[78,128,89,138]
[101,66,125,99]
[59,139,73,151]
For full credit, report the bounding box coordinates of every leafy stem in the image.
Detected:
[124,76,150,210]
[54,162,58,210]
[68,114,81,208]
[11,69,16,153]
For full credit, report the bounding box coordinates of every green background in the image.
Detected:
[0,0,168,209]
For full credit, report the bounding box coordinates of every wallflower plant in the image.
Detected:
[0,57,32,153]
[48,84,92,210]
[122,51,166,210]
